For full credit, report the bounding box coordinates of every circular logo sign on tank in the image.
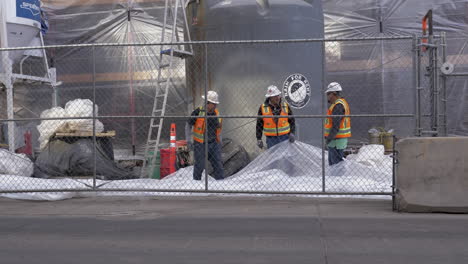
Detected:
[282,74,311,109]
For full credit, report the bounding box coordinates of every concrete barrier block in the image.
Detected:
[395,137,468,213]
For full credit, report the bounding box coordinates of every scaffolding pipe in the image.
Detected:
[0,7,15,152]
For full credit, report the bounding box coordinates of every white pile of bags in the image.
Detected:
[37,99,104,149]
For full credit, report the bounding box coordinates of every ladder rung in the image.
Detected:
[160,49,193,58]
[142,1,191,179]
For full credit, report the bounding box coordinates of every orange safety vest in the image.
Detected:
[324,98,351,138]
[261,102,291,137]
[193,107,222,143]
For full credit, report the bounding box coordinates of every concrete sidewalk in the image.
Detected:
[1,196,467,263]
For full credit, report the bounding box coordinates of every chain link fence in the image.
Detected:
[438,35,468,136]
[0,37,424,196]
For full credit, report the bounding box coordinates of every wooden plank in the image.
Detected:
[54,130,116,138]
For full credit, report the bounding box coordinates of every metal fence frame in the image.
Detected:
[1,36,420,196]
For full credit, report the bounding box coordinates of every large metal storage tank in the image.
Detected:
[186,0,324,154]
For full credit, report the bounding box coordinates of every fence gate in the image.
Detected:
[415,30,449,137]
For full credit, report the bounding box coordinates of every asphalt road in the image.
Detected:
[1,196,467,264]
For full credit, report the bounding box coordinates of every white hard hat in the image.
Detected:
[265,85,282,97]
[325,82,342,93]
[201,90,220,104]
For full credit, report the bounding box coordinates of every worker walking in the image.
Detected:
[256,85,296,149]
[324,82,351,166]
[186,91,224,180]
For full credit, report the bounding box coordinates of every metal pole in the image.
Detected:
[432,37,439,136]
[181,0,193,52]
[392,135,397,211]
[444,73,468,77]
[204,43,209,191]
[5,62,15,152]
[92,46,97,189]
[440,32,448,136]
[127,10,137,156]
[379,28,386,129]
[39,31,57,107]
[321,40,326,193]
[0,6,15,152]
[415,37,422,136]
[428,36,434,133]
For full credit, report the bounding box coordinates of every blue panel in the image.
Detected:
[16,0,41,23]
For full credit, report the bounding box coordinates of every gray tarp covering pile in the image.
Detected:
[209,138,250,178]
[34,138,137,180]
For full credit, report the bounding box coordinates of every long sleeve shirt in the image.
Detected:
[256,99,296,140]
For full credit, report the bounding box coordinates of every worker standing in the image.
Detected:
[324,82,351,165]
[256,85,296,149]
[186,91,224,180]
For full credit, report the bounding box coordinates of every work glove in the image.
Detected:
[257,140,264,149]
[289,133,295,143]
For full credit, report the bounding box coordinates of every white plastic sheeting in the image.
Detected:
[38,0,468,137]
[324,0,468,137]
[5,0,465,153]
[0,149,34,177]
[37,99,104,149]
[0,141,392,201]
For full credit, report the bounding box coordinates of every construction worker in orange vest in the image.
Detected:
[185,91,224,180]
[324,82,351,166]
[256,85,296,149]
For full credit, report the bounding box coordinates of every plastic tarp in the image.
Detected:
[44,1,468,139]
[0,140,392,201]
[34,138,137,180]
[322,0,468,138]
[0,149,34,177]
[3,0,468,153]
[233,141,391,180]
[37,0,190,153]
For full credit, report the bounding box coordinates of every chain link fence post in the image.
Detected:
[92,45,97,190]
[203,43,209,191]
[415,36,422,136]
[321,39,326,193]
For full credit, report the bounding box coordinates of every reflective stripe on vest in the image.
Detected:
[193,107,222,143]
[324,98,351,138]
[261,102,291,137]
